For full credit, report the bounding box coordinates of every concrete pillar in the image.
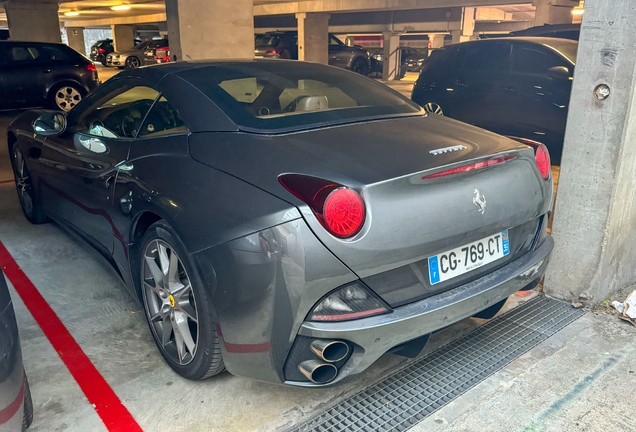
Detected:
[428,34,445,56]
[165,0,253,61]
[65,27,86,56]
[382,32,401,81]
[111,25,136,52]
[533,0,576,26]
[544,0,636,304]
[296,12,330,64]
[3,1,61,43]
[452,7,476,44]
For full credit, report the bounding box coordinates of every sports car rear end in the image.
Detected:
[180,61,554,387]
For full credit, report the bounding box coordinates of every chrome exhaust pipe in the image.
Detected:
[298,360,338,384]
[310,339,350,363]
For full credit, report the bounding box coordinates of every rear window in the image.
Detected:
[256,35,281,47]
[544,40,578,63]
[180,61,422,132]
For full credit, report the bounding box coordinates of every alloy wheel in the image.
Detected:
[12,148,34,217]
[55,86,82,112]
[142,240,199,365]
[423,102,444,116]
[127,56,140,68]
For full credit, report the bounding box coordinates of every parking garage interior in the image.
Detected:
[2,0,636,431]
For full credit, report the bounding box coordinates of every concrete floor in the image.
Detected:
[1,72,635,432]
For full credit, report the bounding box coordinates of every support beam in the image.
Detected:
[545,0,636,303]
[65,27,86,56]
[111,24,136,52]
[382,32,401,81]
[296,12,330,64]
[533,0,577,25]
[165,0,253,61]
[4,1,61,43]
[452,6,476,43]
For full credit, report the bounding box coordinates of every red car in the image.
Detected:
[154,46,171,64]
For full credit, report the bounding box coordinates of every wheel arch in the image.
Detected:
[7,131,17,157]
[129,210,164,300]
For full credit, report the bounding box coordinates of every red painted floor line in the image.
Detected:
[0,179,14,184]
[0,241,143,432]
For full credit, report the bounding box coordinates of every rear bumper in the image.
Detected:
[286,235,554,387]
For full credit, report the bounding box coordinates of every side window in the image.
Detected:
[329,36,344,46]
[6,46,40,64]
[138,96,188,138]
[40,46,69,62]
[73,86,160,139]
[462,43,510,72]
[512,45,567,75]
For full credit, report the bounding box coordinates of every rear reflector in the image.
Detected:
[278,174,366,239]
[266,49,282,56]
[309,282,390,322]
[86,63,97,72]
[507,137,551,180]
[422,155,516,180]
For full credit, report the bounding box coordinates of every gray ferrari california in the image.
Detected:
[7,60,553,387]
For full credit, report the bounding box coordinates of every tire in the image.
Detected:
[351,57,369,75]
[11,147,48,225]
[125,56,141,69]
[139,220,225,380]
[421,101,447,116]
[22,374,34,431]
[48,83,84,112]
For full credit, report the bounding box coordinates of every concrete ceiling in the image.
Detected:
[0,0,542,28]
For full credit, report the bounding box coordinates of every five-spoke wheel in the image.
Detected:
[139,221,225,379]
[52,85,83,112]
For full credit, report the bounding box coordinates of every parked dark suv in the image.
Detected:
[412,37,576,164]
[510,24,580,40]
[89,39,114,65]
[0,41,100,112]
[0,270,33,431]
[255,31,371,74]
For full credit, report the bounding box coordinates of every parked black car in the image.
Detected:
[89,39,114,65]
[255,31,370,74]
[510,24,580,40]
[0,270,34,431]
[412,37,577,164]
[142,39,170,65]
[0,41,100,112]
[369,47,427,77]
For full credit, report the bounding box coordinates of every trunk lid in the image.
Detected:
[189,115,552,305]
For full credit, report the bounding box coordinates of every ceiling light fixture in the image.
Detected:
[111,4,131,11]
[64,11,80,16]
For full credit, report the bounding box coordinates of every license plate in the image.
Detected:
[428,230,510,285]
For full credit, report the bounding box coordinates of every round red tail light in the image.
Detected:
[534,144,551,180]
[323,188,365,238]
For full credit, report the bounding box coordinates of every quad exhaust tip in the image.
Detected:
[298,360,338,384]
[310,339,349,363]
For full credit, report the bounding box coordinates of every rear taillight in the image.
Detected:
[508,137,551,180]
[278,174,366,239]
[266,49,282,56]
[85,63,97,72]
[309,282,390,322]
[97,48,106,54]
[422,155,516,180]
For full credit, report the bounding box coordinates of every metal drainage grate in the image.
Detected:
[287,296,585,432]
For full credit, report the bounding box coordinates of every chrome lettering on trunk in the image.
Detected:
[429,145,467,156]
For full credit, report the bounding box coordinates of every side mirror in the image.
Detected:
[33,112,66,136]
[547,66,571,81]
